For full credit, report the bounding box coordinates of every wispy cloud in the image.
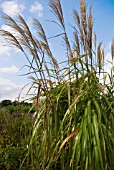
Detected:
[0,24,20,59]
[0,65,19,74]
[0,0,25,17]
[30,1,44,17]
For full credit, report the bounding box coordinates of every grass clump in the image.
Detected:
[0,0,114,169]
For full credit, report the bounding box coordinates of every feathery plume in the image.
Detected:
[94,32,96,51]
[49,0,65,29]
[73,31,80,56]
[97,42,102,73]
[80,0,87,35]
[87,5,93,58]
[111,38,114,61]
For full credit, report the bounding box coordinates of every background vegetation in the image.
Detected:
[0,0,114,169]
[0,100,35,169]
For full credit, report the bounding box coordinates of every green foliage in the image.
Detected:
[1,100,12,107]
[0,109,34,170]
[2,101,35,115]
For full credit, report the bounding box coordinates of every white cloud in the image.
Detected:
[0,77,23,101]
[0,1,25,17]
[0,36,19,59]
[0,40,12,57]
[30,1,43,17]
[98,51,113,84]
[1,25,17,35]
[104,41,113,74]
[0,77,35,101]
[104,52,113,83]
[0,65,19,73]
[104,52,113,73]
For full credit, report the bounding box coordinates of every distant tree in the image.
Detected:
[13,100,19,106]
[1,100,12,107]
[20,101,25,105]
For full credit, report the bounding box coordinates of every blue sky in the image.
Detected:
[0,0,113,101]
